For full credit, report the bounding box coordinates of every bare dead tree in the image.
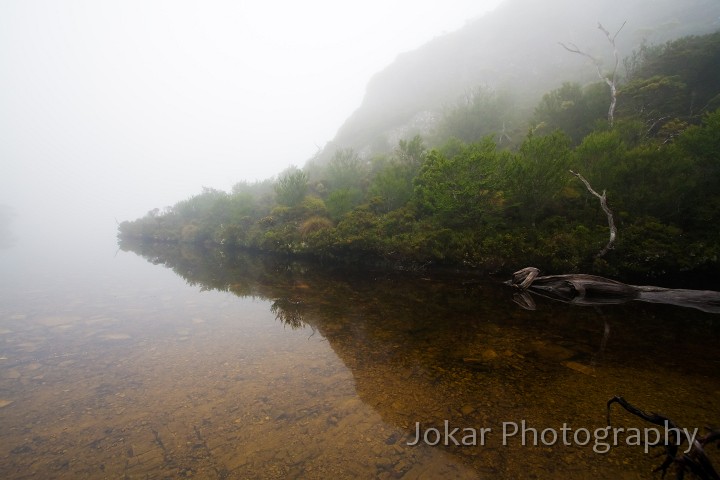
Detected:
[559,21,626,126]
[570,170,616,257]
[498,121,512,145]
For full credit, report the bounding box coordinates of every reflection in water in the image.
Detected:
[0,239,718,479]
[271,298,307,330]
[508,267,720,314]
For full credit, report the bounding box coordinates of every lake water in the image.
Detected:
[0,237,718,479]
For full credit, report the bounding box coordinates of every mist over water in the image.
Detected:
[0,0,504,255]
[2,1,719,478]
[1,237,718,478]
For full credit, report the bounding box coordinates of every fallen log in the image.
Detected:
[507,267,720,314]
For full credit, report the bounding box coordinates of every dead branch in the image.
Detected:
[570,170,616,257]
[511,266,540,290]
[608,396,720,480]
[599,22,625,127]
[559,21,625,126]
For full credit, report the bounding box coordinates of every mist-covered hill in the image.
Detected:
[318,0,720,162]
[118,0,720,281]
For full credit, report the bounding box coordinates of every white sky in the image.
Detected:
[0,0,503,244]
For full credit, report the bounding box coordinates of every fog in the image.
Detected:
[0,0,502,250]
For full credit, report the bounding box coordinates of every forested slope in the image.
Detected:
[119,30,720,282]
[323,0,720,161]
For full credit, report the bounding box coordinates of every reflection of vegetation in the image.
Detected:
[119,240,720,478]
[118,237,300,297]
[270,298,306,329]
[118,32,720,281]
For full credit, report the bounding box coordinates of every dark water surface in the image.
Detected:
[0,239,718,479]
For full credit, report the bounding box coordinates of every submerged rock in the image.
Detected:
[562,361,595,376]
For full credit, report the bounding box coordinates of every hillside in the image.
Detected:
[118,4,720,282]
[319,0,720,162]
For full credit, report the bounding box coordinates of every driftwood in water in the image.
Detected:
[608,396,720,479]
[508,267,720,314]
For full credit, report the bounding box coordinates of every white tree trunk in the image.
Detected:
[559,22,625,127]
[570,170,616,257]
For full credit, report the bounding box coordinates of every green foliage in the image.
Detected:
[618,74,688,138]
[299,216,333,239]
[534,82,610,144]
[326,148,365,191]
[369,162,415,212]
[396,135,427,167]
[615,217,692,278]
[366,136,427,213]
[501,131,573,224]
[673,109,720,231]
[275,168,308,207]
[413,137,501,227]
[326,188,364,221]
[180,224,202,244]
[437,87,519,146]
[676,108,720,162]
[299,195,328,218]
[618,31,720,139]
[118,31,720,281]
[573,129,627,183]
[628,31,720,110]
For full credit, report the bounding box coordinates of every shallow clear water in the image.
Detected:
[0,239,718,479]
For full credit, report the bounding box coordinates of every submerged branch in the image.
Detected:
[607,396,720,479]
